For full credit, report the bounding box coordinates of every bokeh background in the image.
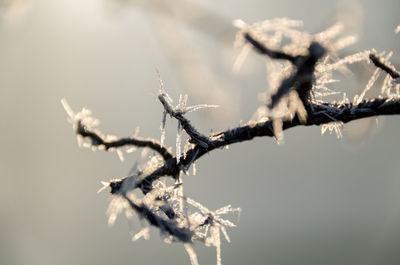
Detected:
[1,0,400,264]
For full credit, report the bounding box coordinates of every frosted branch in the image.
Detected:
[64,17,400,265]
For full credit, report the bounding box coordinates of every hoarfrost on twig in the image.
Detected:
[273,119,284,144]
[323,50,371,72]
[355,67,381,104]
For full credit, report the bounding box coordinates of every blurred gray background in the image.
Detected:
[1,0,400,264]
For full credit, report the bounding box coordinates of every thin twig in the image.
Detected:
[369,53,400,79]
[244,33,297,62]
[158,91,211,148]
[76,120,173,160]
[245,33,326,107]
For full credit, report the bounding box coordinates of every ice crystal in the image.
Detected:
[184,243,200,265]
[107,196,128,226]
[356,52,393,104]
[272,119,284,144]
[116,149,125,162]
[156,72,217,156]
[192,163,197,176]
[355,68,381,104]
[185,104,219,113]
[381,74,393,96]
[160,111,167,147]
[176,122,183,164]
[321,121,344,139]
[182,140,192,160]
[321,50,371,72]
[132,227,150,241]
[61,99,100,141]
[186,198,241,265]
[332,35,357,50]
[233,43,252,72]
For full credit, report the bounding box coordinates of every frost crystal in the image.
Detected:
[355,68,381,104]
[107,196,128,226]
[184,243,200,265]
[234,19,357,142]
[395,24,400,34]
[355,52,392,104]
[176,122,183,164]
[321,122,344,138]
[132,227,150,241]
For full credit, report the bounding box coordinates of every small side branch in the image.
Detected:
[369,53,400,79]
[121,194,193,242]
[158,91,211,148]
[76,120,173,160]
[245,33,326,108]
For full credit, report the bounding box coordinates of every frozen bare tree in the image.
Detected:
[63,18,400,265]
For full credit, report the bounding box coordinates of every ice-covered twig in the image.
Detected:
[76,119,173,160]
[369,53,400,80]
[395,24,400,34]
[245,33,326,108]
[62,99,173,161]
[158,86,212,148]
[122,194,193,242]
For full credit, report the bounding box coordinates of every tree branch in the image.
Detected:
[245,33,326,108]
